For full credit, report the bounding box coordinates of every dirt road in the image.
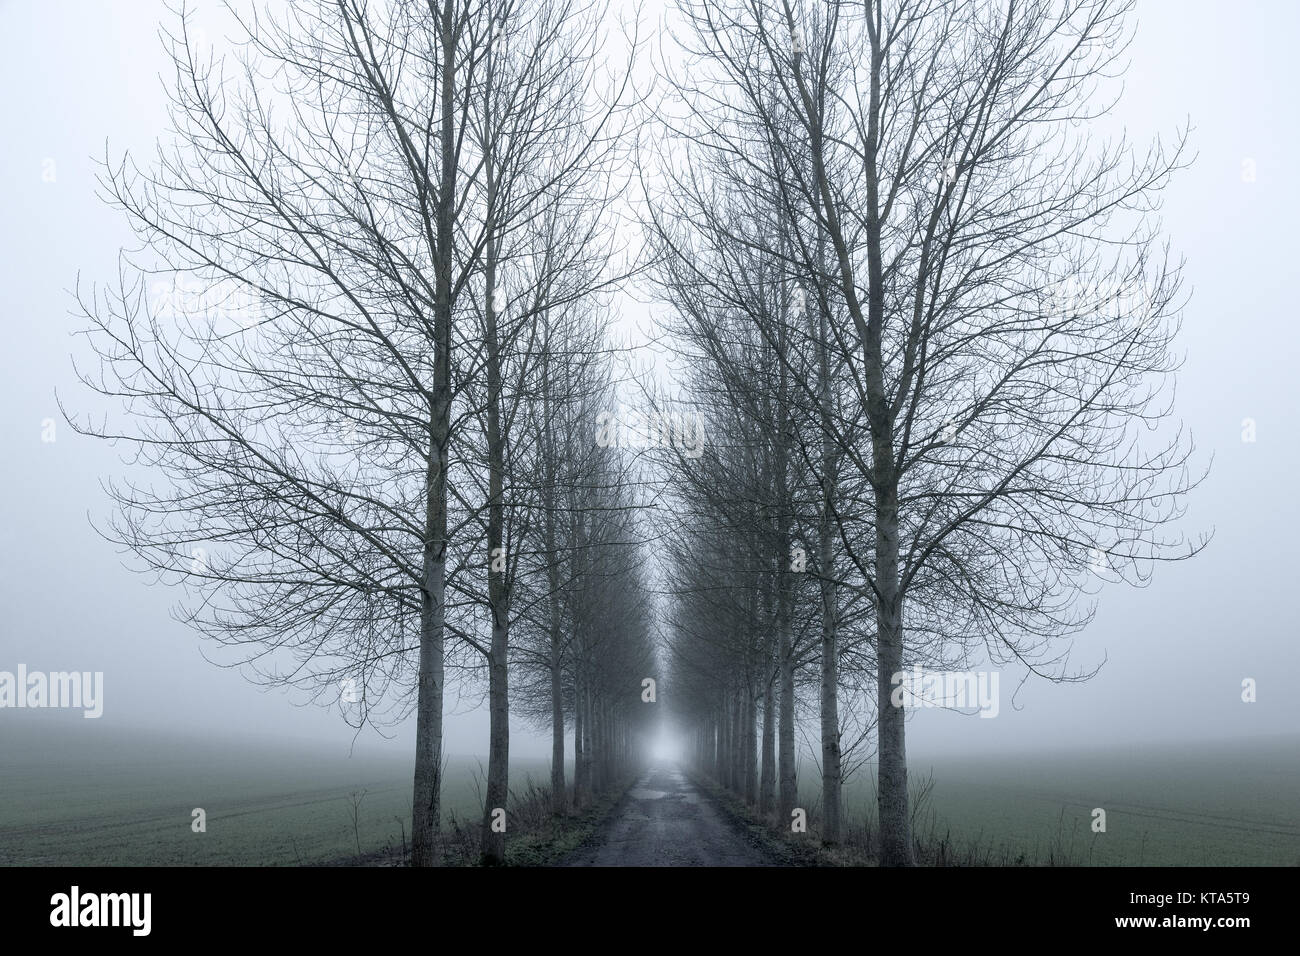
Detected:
[561,764,776,866]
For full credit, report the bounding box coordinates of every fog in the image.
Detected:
[1,0,1296,765]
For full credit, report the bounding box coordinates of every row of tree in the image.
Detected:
[71,0,655,865]
[647,0,1202,863]
[72,0,1203,868]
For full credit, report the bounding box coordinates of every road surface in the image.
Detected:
[561,764,775,866]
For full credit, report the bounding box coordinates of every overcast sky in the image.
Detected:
[0,0,1296,764]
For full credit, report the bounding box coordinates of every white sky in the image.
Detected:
[0,0,1296,763]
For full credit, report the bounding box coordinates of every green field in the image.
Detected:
[806,736,1300,866]
[0,718,557,866]
[3,718,1296,865]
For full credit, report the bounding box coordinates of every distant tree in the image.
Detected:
[459,0,635,866]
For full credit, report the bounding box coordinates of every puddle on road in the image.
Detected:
[630,789,670,799]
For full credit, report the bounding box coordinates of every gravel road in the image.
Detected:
[561,764,776,866]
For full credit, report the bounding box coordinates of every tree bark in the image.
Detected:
[744,681,758,805]
[759,664,776,817]
[818,571,842,846]
[573,673,586,809]
[815,269,843,847]
[874,486,910,864]
[479,89,510,863]
[549,648,565,815]
[410,0,456,868]
[777,623,797,820]
[862,10,912,866]
[543,402,566,814]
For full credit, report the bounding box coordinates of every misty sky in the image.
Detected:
[1,0,1296,764]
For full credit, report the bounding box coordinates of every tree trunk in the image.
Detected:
[593,696,604,794]
[818,574,842,846]
[744,681,758,805]
[759,667,776,817]
[479,105,510,864]
[862,20,913,866]
[411,0,456,868]
[410,521,445,866]
[582,684,595,796]
[573,673,586,809]
[874,486,911,865]
[775,295,797,822]
[482,616,509,864]
[777,626,797,820]
[815,269,842,847]
[544,479,565,815]
[731,691,744,792]
[550,656,565,815]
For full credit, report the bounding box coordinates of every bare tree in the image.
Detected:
[69,0,634,867]
[652,0,1205,864]
[458,0,637,866]
[508,309,619,815]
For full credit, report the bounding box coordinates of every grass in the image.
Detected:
[432,775,637,867]
[699,735,1300,866]
[0,716,581,866]
[5,717,1296,866]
